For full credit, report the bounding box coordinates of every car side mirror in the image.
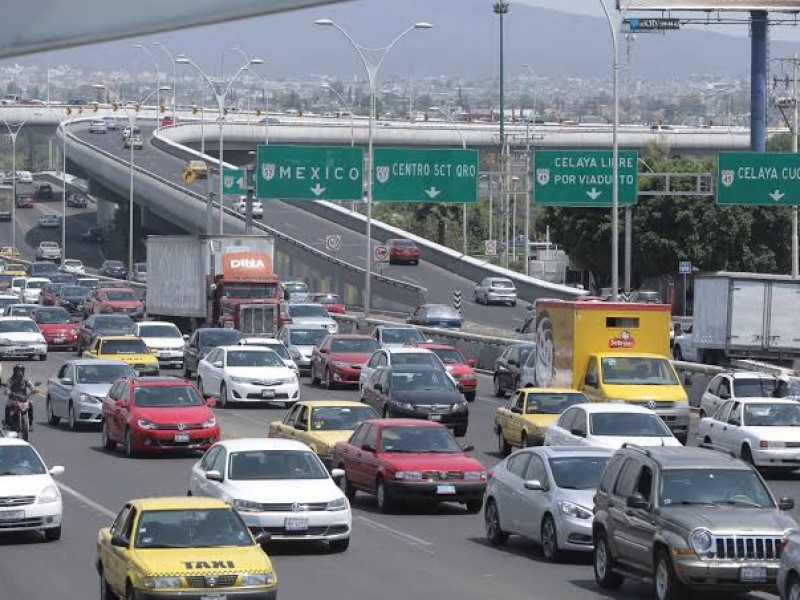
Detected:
[182,334,189,340]
[511,406,522,414]
[319,348,328,354]
[253,530,271,545]
[569,428,586,438]
[719,391,730,400]
[467,358,476,367]
[212,361,223,368]
[508,359,518,367]
[523,479,544,491]
[330,468,345,480]
[461,445,474,453]
[294,421,308,431]
[111,533,129,547]
[205,396,216,408]
[205,469,223,482]
[49,466,65,477]
[779,497,795,511]
[626,493,649,510]
[60,378,73,386]
[362,444,376,453]
[585,375,598,387]
[116,399,128,409]
[373,383,383,391]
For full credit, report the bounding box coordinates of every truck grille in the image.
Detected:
[0,495,35,506]
[714,535,783,560]
[240,305,277,336]
[185,574,238,588]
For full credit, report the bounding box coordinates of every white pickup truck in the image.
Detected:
[36,241,62,261]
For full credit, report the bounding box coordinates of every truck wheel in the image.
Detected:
[594,531,623,589]
[654,547,688,600]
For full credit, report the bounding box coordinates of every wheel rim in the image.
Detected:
[486,503,499,539]
[790,581,800,600]
[655,556,668,600]
[542,518,556,558]
[595,539,608,577]
[376,483,385,508]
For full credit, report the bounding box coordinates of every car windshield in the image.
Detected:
[490,280,514,289]
[35,309,71,324]
[8,307,35,317]
[226,350,283,368]
[245,342,291,360]
[94,315,134,330]
[78,279,100,289]
[743,403,800,426]
[310,406,378,431]
[285,283,307,293]
[223,283,278,299]
[734,378,777,397]
[133,385,204,407]
[228,449,327,480]
[391,369,453,391]
[139,324,181,338]
[379,426,462,453]
[527,393,587,414]
[50,275,75,284]
[61,286,89,298]
[0,320,38,333]
[0,445,46,476]
[289,305,328,318]
[313,294,341,304]
[26,280,46,289]
[381,328,426,344]
[392,353,440,367]
[431,348,465,365]
[518,346,535,364]
[601,357,679,385]
[288,328,327,346]
[100,339,148,354]
[392,240,415,247]
[331,339,380,354]
[548,456,611,490]
[105,262,124,269]
[0,298,16,308]
[105,290,137,301]
[775,379,800,399]
[199,329,243,347]
[659,469,774,508]
[425,306,459,318]
[76,363,134,384]
[589,413,672,437]
[135,508,252,549]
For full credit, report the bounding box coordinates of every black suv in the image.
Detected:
[592,444,797,600]
[183,327,243,378]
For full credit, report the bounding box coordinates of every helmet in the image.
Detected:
[12,364,24,376]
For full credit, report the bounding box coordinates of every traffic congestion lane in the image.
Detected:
[72,124,532,331]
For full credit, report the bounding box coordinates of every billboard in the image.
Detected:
[622,0,800,9]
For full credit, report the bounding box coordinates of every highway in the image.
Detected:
[72,124,532,331]
[0,353,788,600]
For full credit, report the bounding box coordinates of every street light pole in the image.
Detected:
[153,42,178,118]
[792,54,799,279]
[134,44,162,118]
[0,122,23,251]
[522,63,538,273]
[228,46,271,145]
[315,18,433,319]
[494,2,509,268]
[432,107,469,255]
[322,84,355,147]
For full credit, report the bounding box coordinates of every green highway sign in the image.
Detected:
[222,168,247,195]
[717,152,800,206]
[533,150,638,207]
[372,148,479,203]
[256,145,364,201]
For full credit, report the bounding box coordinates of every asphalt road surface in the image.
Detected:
[73,125,531,333]
[0,352,789,600]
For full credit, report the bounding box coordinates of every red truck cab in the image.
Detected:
[211,252,281,335]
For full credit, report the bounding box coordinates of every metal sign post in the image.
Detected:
[679,260,692,317]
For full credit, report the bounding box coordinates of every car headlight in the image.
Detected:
[761,440,787,448]
[142,577,182,589]
[137,419,156,430]
[606,398,628,404]
[558,501,593,520]
[395,471,423,481]
[332,361,348,368]
[674,400,689,409]
[451,402,469,412]
[79,393,101,404]
[464,471,486,481]
[202,417,217,429]
[0,338,12,346]
[689,528,714,555]
[242,573,275,586]
[233,499,262,513]
[229,376,249,384]
[38,485,60,504]
[290,348,302,360]
[326,497,348,511]
[394,401,414,411]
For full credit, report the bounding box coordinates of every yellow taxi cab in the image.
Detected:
[494,387,589,455]
[97,497,277,600]
[268,400,379,468]
[4,262,27,276]
[83,335,160,376]
[0,247,21,259]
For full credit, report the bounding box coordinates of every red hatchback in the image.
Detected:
[332,419,486,513]
[310,334,380,388]
[32,306,80,350]
[388,238,420,265]
[409,342,478,401]
[308,292,346,315]
[101,376,219,458]
[39,283,64,306]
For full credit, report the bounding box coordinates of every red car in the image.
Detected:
[40,283,64,306]
[32,306,80,350]
[409,342,478,401]
[332,419,486,513]
[388,238,420,265]
[101,376,219,457]
[310,334,380,388]
[308,292,346,314]
[85,287,144,319]
[161,116,178,126]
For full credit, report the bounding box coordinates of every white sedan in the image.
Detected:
[0,317,47,360]
[131,321,185,368]
[233,198,264,219]
[20,277,50,304]
[196,345,299,408]
[188,438,350,551]
[544,403,681,449]
[37,213,60,228]
[62,259,85,275]
[698,398,800,471]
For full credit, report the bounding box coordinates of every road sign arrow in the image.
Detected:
[310,183,326,197]
[586,187,602,200]
[424,186,442,199]
[769,189,786,202]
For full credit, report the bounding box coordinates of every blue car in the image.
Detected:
[406,304,463,329]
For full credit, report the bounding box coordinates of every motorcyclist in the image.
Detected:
[4,364,34,431]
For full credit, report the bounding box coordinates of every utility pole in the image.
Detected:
[494,1,509,269]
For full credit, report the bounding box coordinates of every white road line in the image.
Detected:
[57,482,116,519]
[356,515,435,554]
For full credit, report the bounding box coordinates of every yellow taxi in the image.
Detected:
[494,387,589,455]
[268,400,379,467]
[83,335,160,376]
[97,497,277,600]
[0,247,20,259]
[4,262,27,276]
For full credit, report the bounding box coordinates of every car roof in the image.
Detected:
[137,321,178,328]
[385,347,434,354]
[129,496,231,512]
[387,364,443,373]
[0,316,35,321]
[620,445,752,470]
[217,437,313,452]
[0,437,34,448]
[217,345,277,352]
[294,400,371,409]
[408,342,457,350]
[240,337,283,344]
[281,323,327,330]
[724,371,777,380]
[532,446,614,459]
[726,397,798,405]
[375,324,417,329]
[95,335,142,341]
[129,376,194,386]
[327,334,374,340]
[520,387,584,395]
[365,418,445,429]
[575,403,657,414]
[66,358,131,366]
[98,287,135,292]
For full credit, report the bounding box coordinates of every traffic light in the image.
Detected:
[65,107,71,116]
[255,108,262,117]
[112,103,118,111]
[190,105,197,115]
[134,103,140,112]
[92,103,99,112]
[160,105,165,113]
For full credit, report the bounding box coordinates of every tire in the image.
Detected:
[47,400,60,426]
[38,353,46,361]
[44,526,61,541]
[465,499,482,513]
[123,428,136,458]
[76,343,82,357]
[672,345,683,361]
[328,538,350,553]
[521,432,530,448]
[101,421,116,451]
[464,391,476,402]
[511,301,517,307]
[382,406,390,419]
[699,409,706,420]
[324,369,334,390]
[310,366,320,386]
[654,547,689,600]
[68,403,78,431]
[742,445,755,466]
[484,499,508,546]
[786,573,800,600]
[339,468,356,501]
[498,431,511,457]
[99,572,114,600]
[375,478,393,513]
[219,383,229,408]
[541,515,563,562]
[593,531,624,589]
[493,376,505,398]
[453,426,467,438]
[183,362,192,379]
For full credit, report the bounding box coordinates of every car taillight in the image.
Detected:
[487,469,495,482]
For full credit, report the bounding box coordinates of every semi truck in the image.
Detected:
[0,183,11,220]
[672,272,800,366]
[146,235,281,335]
[531,299,689,443]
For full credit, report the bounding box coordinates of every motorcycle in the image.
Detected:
[3,385,38,442]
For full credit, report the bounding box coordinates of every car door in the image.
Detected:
[495,395,517,445]
[204,447,229,500]
[200,348,223,393]
[701,401,733,449]
[713,377,733,416]
[272,404,301,439]
[350,423,378,489]
[104,504,135,595]
[570,409,589,446]
[190,445,222,496]
[619,463,658,572]
[360,351,381,388]
[495,347,512,390]
[607,457,642,564]
[700,376,722,416]
[110,381,131,441]
[519,452,550,539]
[290,404,311,443]
[50,363,72,418]
[581,357,602,402]
[495,452,531,533]
[185,331,198,371]
[506,391,527,446]
[724,401,745,456]
[338,424,368,486]
[361,367,382,409]
[546,408,577,446]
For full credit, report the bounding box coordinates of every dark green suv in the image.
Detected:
[592,444,797,600]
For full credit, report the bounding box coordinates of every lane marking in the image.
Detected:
[57,482,116,519]
[356,515,435,554]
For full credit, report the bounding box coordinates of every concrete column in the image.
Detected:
[750,11,768,152]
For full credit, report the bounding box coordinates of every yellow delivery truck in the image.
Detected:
[531,300,689,443]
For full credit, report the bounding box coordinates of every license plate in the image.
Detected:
[54,337,65,344]
[436,485,456,495]
[201,596,227,600]
[740,567,767,582]
[261,389,275,399]
[0,510,24,522]
[174,433,190,443]
[285,517,308,531]
[428,414,442,421]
